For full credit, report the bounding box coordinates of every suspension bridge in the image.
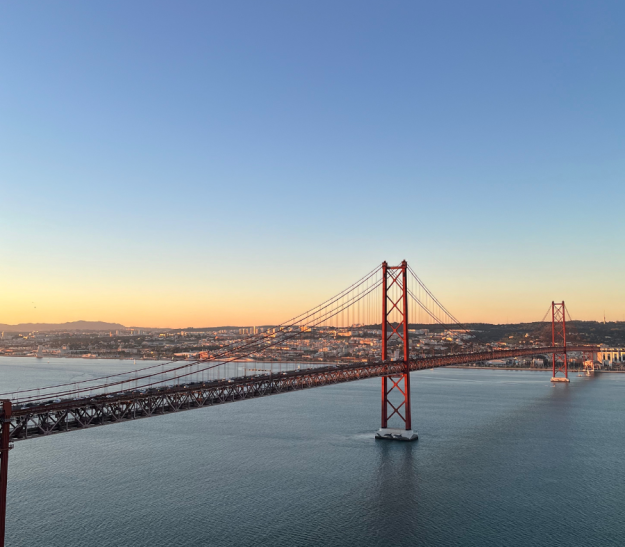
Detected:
[0,261,598,546]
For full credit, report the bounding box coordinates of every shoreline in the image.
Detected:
[448,365,624,373]
[1,355,621,373]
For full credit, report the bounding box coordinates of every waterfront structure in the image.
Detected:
[597,347,625,367]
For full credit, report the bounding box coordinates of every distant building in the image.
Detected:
[597,347,624,367]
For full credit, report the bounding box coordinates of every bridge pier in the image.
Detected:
[376,428,418,441]
[375,261,418,441]
[0,400,12,547]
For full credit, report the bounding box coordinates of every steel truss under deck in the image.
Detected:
[4,345,595,442]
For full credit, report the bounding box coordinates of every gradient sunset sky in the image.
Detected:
[1,1,624,328]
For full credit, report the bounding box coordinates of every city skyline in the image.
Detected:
[2,2,624,327]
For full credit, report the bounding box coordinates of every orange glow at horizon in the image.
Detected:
[1,274,622,328]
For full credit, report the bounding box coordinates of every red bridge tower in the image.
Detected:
[375,261,418,441]
[0,400,12,547]
[551,301,570,383]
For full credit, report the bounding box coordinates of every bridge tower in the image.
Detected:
[0,400,12,547]
[551,301,570,383]
[375,261,418,441]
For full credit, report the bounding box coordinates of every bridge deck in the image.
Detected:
[3,346,596,442]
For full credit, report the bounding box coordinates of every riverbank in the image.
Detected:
[448,365,625,373]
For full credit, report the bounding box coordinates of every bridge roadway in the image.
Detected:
[4,345,596,442]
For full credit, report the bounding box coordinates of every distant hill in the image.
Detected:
[0,321,126,333]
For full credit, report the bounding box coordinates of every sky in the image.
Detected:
[1,1,624,327]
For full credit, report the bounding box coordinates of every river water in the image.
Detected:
[2,357,625,546]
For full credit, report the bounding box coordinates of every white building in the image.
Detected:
[597,347,625,367]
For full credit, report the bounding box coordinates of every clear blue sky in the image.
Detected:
[1,1,624,326]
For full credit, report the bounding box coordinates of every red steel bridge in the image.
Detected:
[0,261,598,546]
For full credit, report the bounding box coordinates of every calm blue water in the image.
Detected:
[2,358,625,546]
